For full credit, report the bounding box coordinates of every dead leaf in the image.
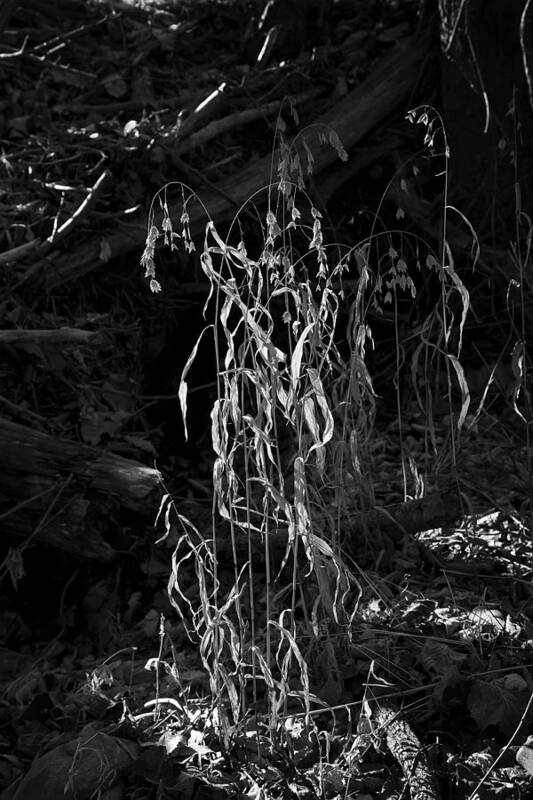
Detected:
[468,678,533,736]
[466,606,521,638]
[420,639,466,675]
[517,741,533,776]
[102,72,128,99]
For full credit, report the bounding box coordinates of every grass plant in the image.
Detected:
[138,106,520,796]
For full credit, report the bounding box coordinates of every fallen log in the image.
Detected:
[1,417,161,500]
[1,417,162,559]
[23,30,431,290]
[168,482,462,564]
[372,703,440,800]
[0,327,101,345]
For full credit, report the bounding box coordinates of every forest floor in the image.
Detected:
[1,1,533,799]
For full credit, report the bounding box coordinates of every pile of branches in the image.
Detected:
[0,0,426,288]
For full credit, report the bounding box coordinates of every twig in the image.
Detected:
[178,81,228,140]
[42,169,113,250]
[0,43,96,82]
[33,12,115,54]
[178,88,322,154]
[0,35,29,59]
[0,394,47,425]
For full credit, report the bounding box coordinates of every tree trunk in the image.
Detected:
[440,0,533,238]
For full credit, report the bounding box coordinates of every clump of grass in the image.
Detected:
[145,176,361,727]
[140,106,477,790]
